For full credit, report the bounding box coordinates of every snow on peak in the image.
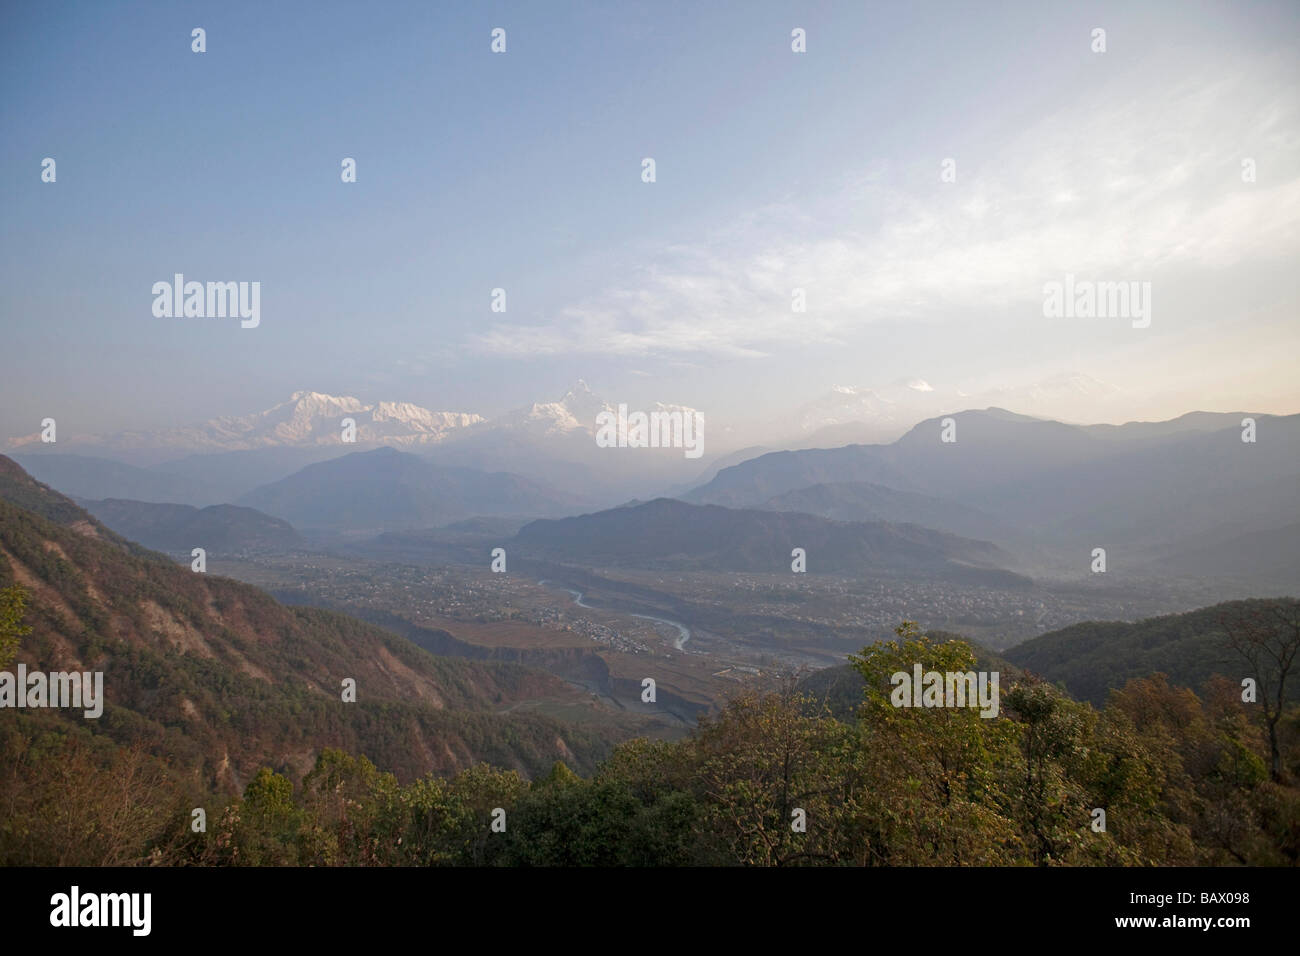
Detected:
[491,381,704,437]
[373,401,482,431]
[37,391,486,452]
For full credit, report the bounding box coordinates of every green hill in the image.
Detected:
[1004,599,1300,706]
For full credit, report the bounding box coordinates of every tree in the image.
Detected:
[300,749,398,866]
[692,688,861,865]
[1001,679,1095,865]
[1221,599,1300,782]
[848,622,1022,865]
[232,768,305,865]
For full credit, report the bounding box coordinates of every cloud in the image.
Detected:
[469,53,1299,361]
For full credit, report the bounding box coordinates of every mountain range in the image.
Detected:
[9,390,1298,591]
[787,372,1128,447]
[685,408,1300,586]
[11,382,713,505]
[7,374,1132,500]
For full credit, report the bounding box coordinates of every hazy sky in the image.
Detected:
[2,0,1298,439]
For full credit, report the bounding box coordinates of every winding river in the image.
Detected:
[539,579,692,649]
[630,613,692,650]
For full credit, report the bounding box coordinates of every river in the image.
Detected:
[539,579,692,649]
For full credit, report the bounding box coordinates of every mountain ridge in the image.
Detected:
[512,496,1025,582]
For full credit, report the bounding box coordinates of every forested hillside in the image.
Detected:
[0,458,632,800]
[4,616,1297,866]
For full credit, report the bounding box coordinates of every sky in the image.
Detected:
[2,0,1298,440]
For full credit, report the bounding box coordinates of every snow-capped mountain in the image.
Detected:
[6,390,484,454]
[6,381,707,473]
[482,380,611,437]
[477,379,704,440]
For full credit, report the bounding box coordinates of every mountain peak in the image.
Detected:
[287,390,362,408]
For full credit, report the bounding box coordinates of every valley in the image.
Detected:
[4,0,1298,889]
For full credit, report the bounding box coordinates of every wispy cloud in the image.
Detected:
[470,53,1299,360]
